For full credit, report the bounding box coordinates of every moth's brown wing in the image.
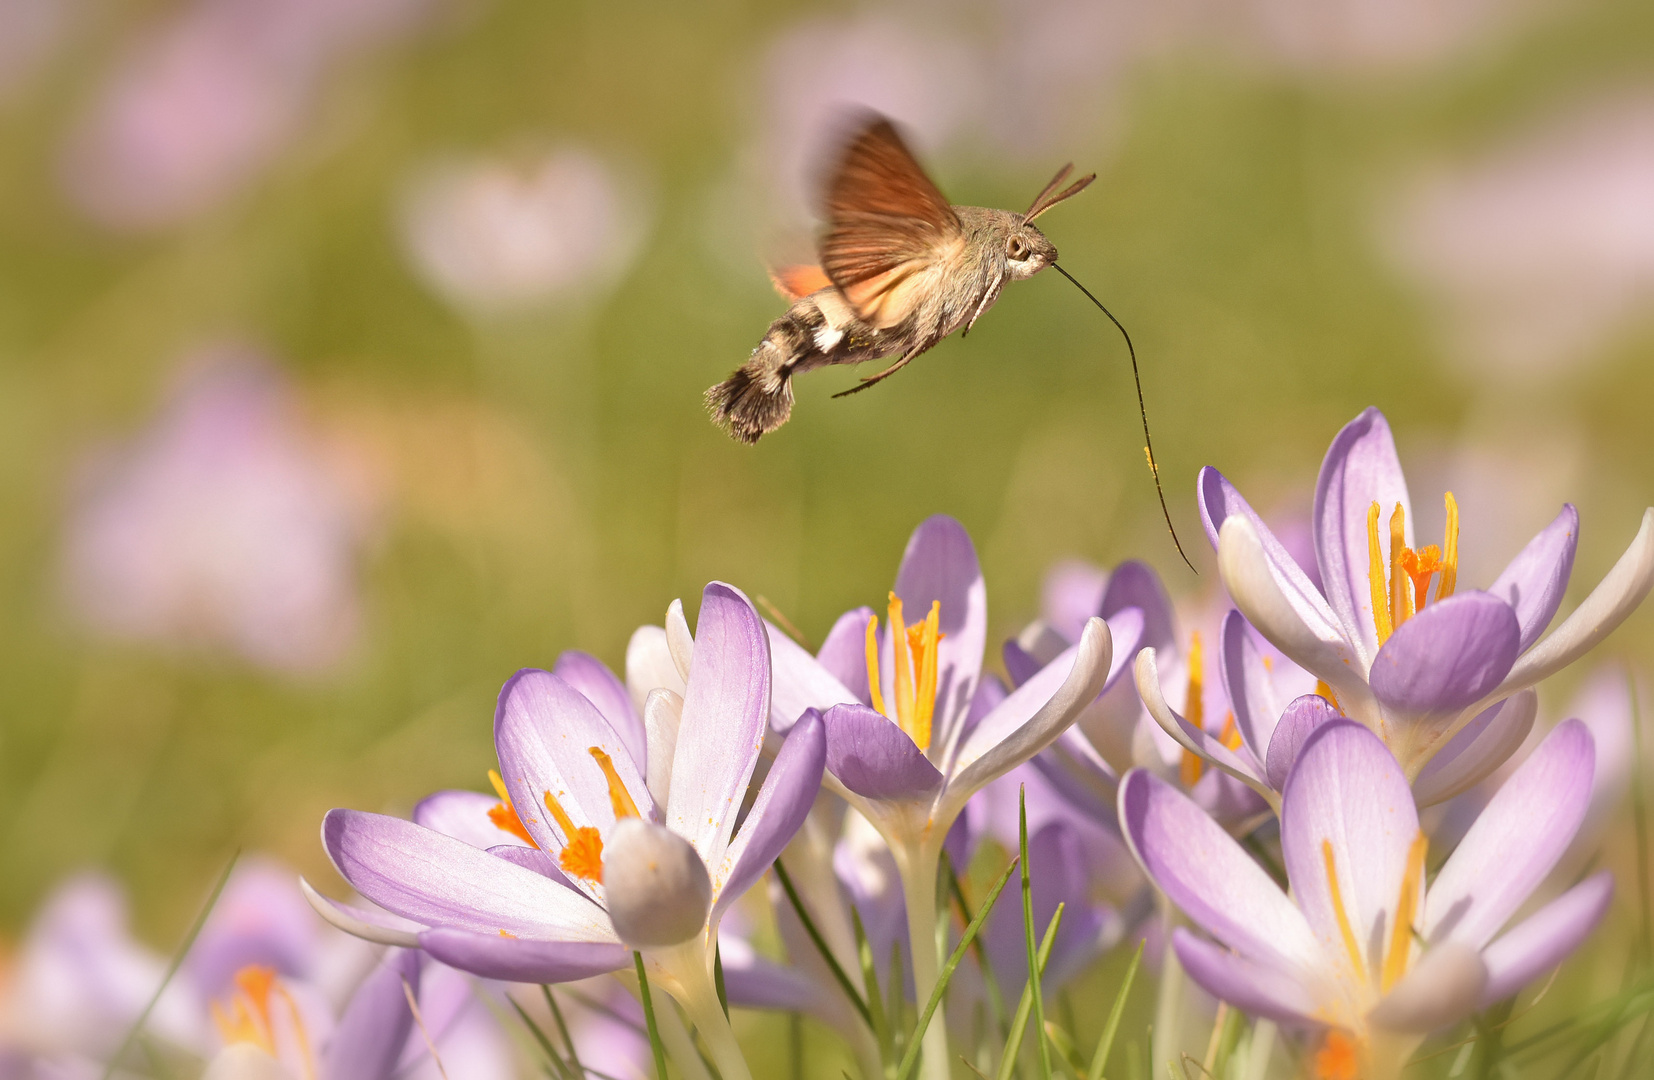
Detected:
[768,264,833,302]
[819,118,962,330]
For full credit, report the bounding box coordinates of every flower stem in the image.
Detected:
[898,844,950,1080]
[1152,893,1184,1079]
[655,943,754,1080]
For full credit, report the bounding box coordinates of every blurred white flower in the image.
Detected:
[61,0,442,230]
[399,146,648,316]
[62,346,378,674]
[1384,91,1654,381]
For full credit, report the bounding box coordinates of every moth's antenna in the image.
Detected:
[1052,263,1196,574]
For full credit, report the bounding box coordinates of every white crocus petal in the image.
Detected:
[666,598,695,683]
[1134,649,1275,802]
[202,1044,293,1080]
[1494,507,1654,697]
[605,819,712,949]
[644,689,683,808]
[300,879,420,948]
[1218,516,1377,721]
[1410,690,1537,806]
[1367,943,1487,1033]
[627,625,686,711]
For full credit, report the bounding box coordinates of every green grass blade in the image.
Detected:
[1087,940,1145,1080]
[634,951,671,1080]
[995,904,1066,1080]
[774,858,874,1027]
[893,854,1021,1080]
[946,854,1012,1044]
[1020,787,1054,1080]
[512,996,574,1080]
[852,903,895,1068]
[101,850,240,1080]
[543,985,584,1078]
[714,940,730,1020]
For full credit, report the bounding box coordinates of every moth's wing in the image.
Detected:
[819,118,963,330]
[768,264,834,302]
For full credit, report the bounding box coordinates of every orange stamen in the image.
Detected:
[888,593,915,734]
[1179,748,1204,788]
[1388,503,1411,630]
[1314,1030,1362,1080]
[864,615,888,716]
[486,769,539,848]
[588,747,640,819]
[1184,631,1205,729]
[1366,503,1392,645]
[499,929,517,938]
[1315,680,1343,713]
[1439,492,1459,601]
[1218,711,1242,751]
[1382,833,1429,993]
[1321,840,1368,983]
[909,601,940,752]
[211,965,315,1078]
[544,789,604,884]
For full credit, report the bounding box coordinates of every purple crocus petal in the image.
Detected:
[1118,770,1321,973]
[1030,729,1120,829]
[892,515,986,757]
[1101,607,1145,692]
[1135,649,1269,792]
[1264,694,1342,792]
[495,669,654,850]
[715,710,827,919]
[301,879,421,947]
[1003,638,1044,687]
[1218,515,1372,713]
[767,619,857,734]
[1312,408,1413,662]
[189,859,317,996]
[1199,467,1345,644]
[413,790,524,850]
[1425,719,1595,950]
[669,583,771,869]
[823,704,944,802]
[1279,721,1418,979]
[946,617,1113,809]
[1098,560,1177,656]
[554,651,647,769]
[1498,508,1654,695]
[322,810,613,941]
[1410,690,1537,806]
[324,948,421,1080]
[488,845,566,880]
[1367,592,1520,725]
[817,606,874,702]
[984,823,1105,997]
[720,941,824,1014]
[1042,560,1108,643]
[418,929,629,984]
[1488,505,1578,653]
[1171,930,1323,1026]
[1479,871,1614,1005]
[1220,610,1283,764]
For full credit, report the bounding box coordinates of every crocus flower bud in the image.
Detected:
[603,819,711,948]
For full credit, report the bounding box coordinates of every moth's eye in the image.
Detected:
[1007,238,1029,261]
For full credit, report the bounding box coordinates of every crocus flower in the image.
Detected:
[762,515,1116,1080]
[1200,406,1654,780]
[1121,717,1613,1078]
[311,583,825,1080]
[61,350,375,674]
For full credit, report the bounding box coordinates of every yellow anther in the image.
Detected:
[1439,492,1459,601]
[1315,680,1343,713]
[1366,503,1393,645]
[488,769,512,804]
[1388,503,1411,630]
[1218,712,1243,751]
[888,593,915,737]
[1321,840,1368,984]
[1382,833,1429,993]
[543,789,604,884]
[910,601,940,752]
[589,746,640,819]
[864,614,888,716]
[1179,748,1204,788]
[211,966,315,1079]
[1184,631,1205,729]
[485,770,538,847]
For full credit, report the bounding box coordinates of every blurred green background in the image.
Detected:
[0,0,1651,958]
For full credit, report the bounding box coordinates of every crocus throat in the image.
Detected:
[865,592,941,752]
[211,965,314,1078]
[539,747,640,885]
[487,769,539,848]
[1366,494,1459,646]
[1322,832,1430,997]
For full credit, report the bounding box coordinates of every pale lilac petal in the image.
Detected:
[1220,610,1284,763]
[554,651,646,768]
[1002,639,1043,687]
[946,617,1113,809]
[892,515,986,757]
[1411,691,1537,806]
[1098,560,1176,655]
[1479,872,1613,1004]
[823,704,943,802]
[1199,467,1344,644]
[1425,720,1595,949]
[643,688,681,808]
[1136,649,1269,792]
[626,624,684,711]
[720,944,823,1014]
[1029,729,1120,828]
[1264,694,1342,791]
[494,669,654,850]
[301,879,420,948]
[1498,507,1654,694]
[488,845,566,880]
[1119,770,1321,973]
[1172,931,1322,1026]
[418,930,628,984]
[413,790,525,851]
[1042,560,1108,643]
[321,810,613,941]
[1279,721,1418,977]
[715,710,826,917]
[189,859,317,996]
[817,606,874,702]
[1368,592,1520,721]
[1488,505,1578,653]
[984,823,1110,996]
[668,582,770,869]
[1313,407,1413,662]
[1367,943,1486,1032]
[324,948,420,1080]
[767,619,857,734]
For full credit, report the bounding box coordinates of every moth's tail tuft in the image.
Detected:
[705,358,795,444]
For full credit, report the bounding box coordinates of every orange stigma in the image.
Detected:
[211,965,314,1077]
[543,789,604,884]
[1366,493,1462,644]
[486,769,538,848]
[1314,1030,1362,1080]
[865,593,942,752]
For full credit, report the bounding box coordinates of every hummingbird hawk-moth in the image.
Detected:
[705,113,1094,443]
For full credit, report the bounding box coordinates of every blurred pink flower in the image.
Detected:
[62,347,377,674]
[398,146,647,316]
[1384,92,1654,380]
[1210,0,1528,74]
[61,0,440,230]
[0,0,78,104]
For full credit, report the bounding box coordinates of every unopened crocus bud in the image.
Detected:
[603,819,711,949]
